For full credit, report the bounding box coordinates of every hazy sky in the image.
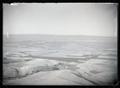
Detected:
[3,3,117,37]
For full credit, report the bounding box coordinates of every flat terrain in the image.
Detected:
[3,35,117,85]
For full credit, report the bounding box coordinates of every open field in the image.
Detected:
[3,35,117,85]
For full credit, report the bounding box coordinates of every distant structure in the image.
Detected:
[6,32,9,38]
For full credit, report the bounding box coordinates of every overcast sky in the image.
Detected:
[3,3,117,37]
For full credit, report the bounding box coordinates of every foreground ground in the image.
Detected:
[3,55,117,85]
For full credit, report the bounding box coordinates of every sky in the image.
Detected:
[3,3,118,37]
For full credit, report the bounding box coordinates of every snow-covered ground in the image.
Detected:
[3,58,117,85]
[3,35,117,85]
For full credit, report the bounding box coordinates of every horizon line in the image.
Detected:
[3,33,117,38]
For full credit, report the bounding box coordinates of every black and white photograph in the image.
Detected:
[3,3,118,85]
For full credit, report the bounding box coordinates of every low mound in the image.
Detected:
[3,59,75,79]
